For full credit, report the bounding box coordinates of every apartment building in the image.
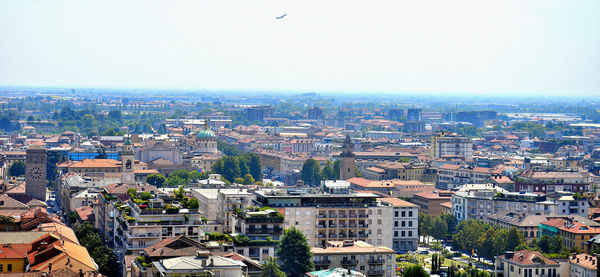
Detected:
[495,250,560,277]
[232,209,283,262]
[452,184,557,222]
[514,170,594,193]
[253,189,394,249]
[570,253,598,277]
[431,133,473,160]
[111,190,209,254]
[378,198,418,251]
[412,190,453,217]
[192,188,254,233]
[312,241,395,277]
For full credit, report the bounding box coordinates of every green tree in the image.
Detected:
[402,264,429,277]
[75,223,120,277]
[223,156,241,182]
[430,216,448,240]
[95,148,108,159]
[249,153,262,181]
[108,110,122,120]
[506,227,525,252]
[301,159,321,186]
[276,228,313,277]
[418,213,433,244]
[452,219,489,255]
[234,177,244,184]
[332,160,341,179]
[8,161,26,176]
[243,173,255,185]
[319,160,335,180]
[146,173,166,187]
[188,197,200,209]
[261,257,287,277]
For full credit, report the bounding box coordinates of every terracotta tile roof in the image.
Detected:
[440,201,452,209]
[75,206,94,222]
[59,158,121,168]
[570,253,598,270]
[0,244,29,259]
[559,221,600,234]
[502,250,557,265]
[378,197,417,207]
[414,190,453,200]
[143,236,205,258]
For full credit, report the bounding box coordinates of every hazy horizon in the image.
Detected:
[1,0,599,96]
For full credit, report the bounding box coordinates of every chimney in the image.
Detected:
[504,251,514,260]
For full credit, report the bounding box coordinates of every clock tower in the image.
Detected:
[26,144,47,201]
[121,138,135,185]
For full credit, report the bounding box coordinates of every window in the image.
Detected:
[7,265,11,272]
[394,221,398,227]
[401,231,405,237]
[409,211,413,217]
[263,249,269,254]
[394,211,398,217]
[401,211,406,217]
[394,231,398,237]
[408,231,412,236]
[408,221,413,227]
[401,221,406,227]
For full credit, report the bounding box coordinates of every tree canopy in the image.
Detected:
[276,228,313,277]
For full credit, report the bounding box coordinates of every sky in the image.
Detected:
[0,0,599,96]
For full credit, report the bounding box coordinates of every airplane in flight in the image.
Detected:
[276,14,287,20]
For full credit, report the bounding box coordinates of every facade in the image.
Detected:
[485,212,551,242]
[312,241,395,277]
[412,190,453,217]
[192,189,254,233]
[570,253,598,277]
[340,135,356,180]
[246,106,274,122]
[514,170,594,193]
[452,186,559,222]
[232,209,283,262]
[378,198,418,251]
[494,250,560,277]
[25,145,47,202]
[431,133,473,160]
[254,189,394,249]
[111,190,209,254]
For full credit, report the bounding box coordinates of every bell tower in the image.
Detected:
[26,145,47,201]
[121,138,135,184]
[339,135,355,180]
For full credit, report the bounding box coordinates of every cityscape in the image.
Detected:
[1,1,599,277]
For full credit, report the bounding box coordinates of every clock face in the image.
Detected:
[31,167,43,179]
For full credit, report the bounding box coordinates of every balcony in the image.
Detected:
[358,224,368,228]
[328,214,337,218]
[367,269,384,276]
[368,258,384,265]
[317,214,327,218]
[348,233,357,238]
[317,234,326,238]
[358,214,368,218]
[329,224,337,228]
[317,224,326,228]
[328,234,337,238]
[348,214,357,218]
[349,224,357,228]
[126,232,161,239]
[314,259,331,266]
[246,228,283,234]
[341,259,358,265]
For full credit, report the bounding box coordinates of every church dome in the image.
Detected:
[196,129,216,139]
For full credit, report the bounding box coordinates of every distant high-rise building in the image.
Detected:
[389,109,405,120]
[340,135,355,180]
[26,145,47,201]
[307,107,323,120]
[431,132,473,160]
[246,106,274,122]
[407,108,423,121]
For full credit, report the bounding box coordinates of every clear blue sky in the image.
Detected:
[0,0,599,95]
